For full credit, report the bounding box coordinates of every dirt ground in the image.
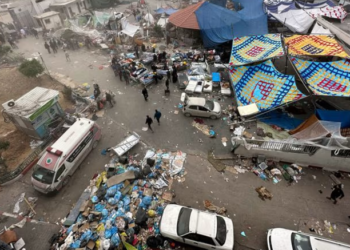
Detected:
[0,67,74,172]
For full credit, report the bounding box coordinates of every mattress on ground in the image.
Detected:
[185,80,198,93]
[203,80,213,93]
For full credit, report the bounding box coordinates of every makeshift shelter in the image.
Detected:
[296,0,335,9]
[168,2,203,29]
[258,110,304,130]
[285,35,350,58]
[229,34,284,66]
[144,13,155,24]
[316,16,350,47]
[195,0,268,47]
[229,60,305,112]
[120,18,140,37]
[316,109,350,128]
[269,9,314,33]
[305,6,347,20]
[154,7,178,15]
[291,57,350,96]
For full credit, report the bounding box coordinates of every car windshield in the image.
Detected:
[205,100,214,111]
[292,233,312,250]
[32,165,54,185]
[177,207,192,236]
[216,216,227,245]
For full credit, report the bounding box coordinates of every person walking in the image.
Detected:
[142,87,148,101]
[154,110,162,125]
[64,50,70,62]
[44,41,51,54]
[133,9,137,20]
[123,68,130,85]
[105,92,114,108]
[167,70,171,83]
[153,72,158,85]
[145,115,154,132]
[8,37,18,49]
[172,65,178,83]
[165,78,169,91]
[327,184,344,204]
[135,44,139,59]
[50,39,57,53]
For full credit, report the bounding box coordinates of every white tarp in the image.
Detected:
[270,9,314,33]
[144,13,155,24]
[305,6,348,20]
[157,16,168,28]
[120,18,140,37]
[317,16,350,47]
[311,22,331,35]
[94,11,113,27]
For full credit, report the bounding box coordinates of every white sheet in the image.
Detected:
[220,82,231,96]
[203,81,213,93]
[185,81,198,94]
[237,103,259,116]
[120,18,140,37]
[311,22,331,34]
[270,9,315,33]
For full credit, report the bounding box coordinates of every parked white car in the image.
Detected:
[181,93,222,119]
[268,228,350,250]
[159,204,234,250]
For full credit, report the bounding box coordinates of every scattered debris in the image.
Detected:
[203,200,227,215]
[255,186,273,201]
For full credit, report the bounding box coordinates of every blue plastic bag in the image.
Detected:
[118,201,124,209]
[108,198,117,205]
[102,208,109,218]
[95,203,105,212]
[116,208,125,217]
[70,240,81,248]
[142,196,152,206]
[114,191,122,201]
[156,206,164,215]
[105,228,113,239]
[91,196,99,203]
[111,233,121,246]
[80,229,92,241]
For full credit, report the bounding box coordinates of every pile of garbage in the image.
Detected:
[50,149,186,250]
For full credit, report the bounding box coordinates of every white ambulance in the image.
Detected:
[31,118,101,194]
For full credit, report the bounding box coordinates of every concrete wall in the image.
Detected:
[233,141,350,172]
[41,14,62,29]
[66,2,81,18]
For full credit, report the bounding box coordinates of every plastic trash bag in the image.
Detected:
[80,229,92,241]
[95,203,105,212]
[147,210,156,217]
[111,233,121,246]
[70,240,81,248]
[118,201,124,209]
[123,196,131,206]
[114,191,122,201]
[142,196,152,206]
[102,209,109,218]
[91,196,99,203]
[108,198,117,205]
[102,239,111,250]
[105,228,113,239]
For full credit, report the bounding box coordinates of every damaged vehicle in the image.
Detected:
[159,204,234,250]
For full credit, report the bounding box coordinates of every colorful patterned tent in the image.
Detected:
[229,60,305,111]
[285,35,350,58]
[291,57,350,96]
[306,6,347,20]
[229,34,284,66]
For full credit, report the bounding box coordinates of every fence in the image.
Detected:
[0,137,52,184]
[241,138,320,156]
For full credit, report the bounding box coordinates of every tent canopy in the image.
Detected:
[311,22,331,35]
[291,57,350,96]
[270,9,314,33]
[285,35,350,58]
[258,110,304,130]
[317,109,350,128]
[296,0,335,9]
[195,0,268,47]
[305,6,347,20]
[229,34,284,66]
[229,60,305,112]
[168,2,203,29]
[154,7,178,15]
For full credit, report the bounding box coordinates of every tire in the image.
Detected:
[184,113,191,117]
[92,140,99,149]
[210,115,218,120]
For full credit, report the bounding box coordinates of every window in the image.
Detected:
[177,207,192,236]
[184,234,216,246]
[44,19,51,24]
[198,106,208,112]
[67,132,93,163]
[204,100,214,111]
[32,165,55,184]
[292,233,312,250]
[188,105,197,110]
[216,216,227,246]
[55,165,66,182]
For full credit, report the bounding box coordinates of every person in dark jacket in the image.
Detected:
[165,79,169,91]
[142,87,148,101]
[327,184,344,204]
[172,65,178,83]
[105,92,114,107]
[145,115,154,132]
[44,41,51,54]
[154,110,162,125]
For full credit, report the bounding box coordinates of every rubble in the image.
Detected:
[50,149,187,250]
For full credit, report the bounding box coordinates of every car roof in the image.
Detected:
[189,209,216,238]
[310,236,350,250]
[187,97,205,106]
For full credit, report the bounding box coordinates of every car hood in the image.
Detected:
[268,228,293,250]
[222,217,235,249]
[160,204,182,236]
[213,102,221,113]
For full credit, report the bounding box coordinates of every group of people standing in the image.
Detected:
[111,55,131,84]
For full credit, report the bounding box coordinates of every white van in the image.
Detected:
[31,118,101,194]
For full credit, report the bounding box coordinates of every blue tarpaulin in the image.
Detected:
[316,109,350,128]
[195,0,268,47]
[209,0,227,8]
[259,110,304,130]
[154,8,178,15]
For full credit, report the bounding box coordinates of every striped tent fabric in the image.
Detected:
[291,57,350,96]
[285,35,350,58]
[229,60,305,112]
[306,6,347,20]
[229,34,284,67]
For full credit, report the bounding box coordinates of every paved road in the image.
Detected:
[0,3,350,249]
